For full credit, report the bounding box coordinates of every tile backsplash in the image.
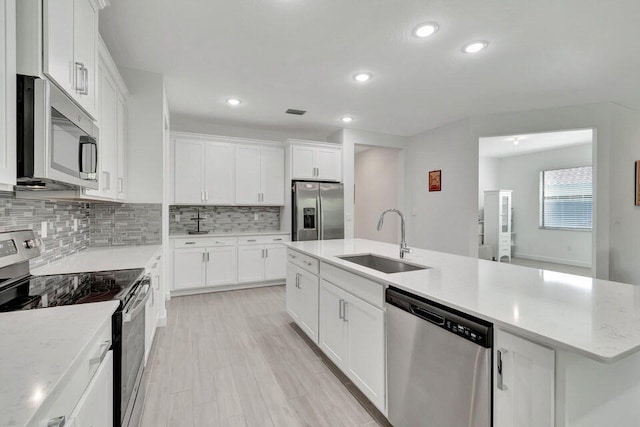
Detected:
[169,205,280,234]
[0,193,162,269]
[0,194,90,269]
[89,203,162,246]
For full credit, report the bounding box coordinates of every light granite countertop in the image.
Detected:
[286,238,640,363]
[0,301,119,427]
[32,245,162,276]
[169,230,290,239]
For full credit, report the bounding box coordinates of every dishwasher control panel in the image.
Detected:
[386,286,493,348]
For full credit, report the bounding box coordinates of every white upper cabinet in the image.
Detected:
[235,146,262,205]
[174,137,235,205]
[235,144,285,206]
[0,0,16,191]
[84,38,128,201]
[290,141,342,182]
[204,142,235,204]
[174,139,205,204]
[38,0,100,117]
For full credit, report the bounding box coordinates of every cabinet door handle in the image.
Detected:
[206,252,210,262]
[265,248,269,258]
[185,242,196,245]
[118,177,124,193]
[205,190,209,202]
[48,416,66,427]
[304,261,312,266]
[83,66,89,95]
[339,299,344,319]
[202,252,206,262]
[248,239,257,242]
[74,62,85,93]
[295,273,300,288]
[343,301,348,322]
[274,238,282,241]
[288,253,296,259]
[102,171,111,190]
[497,348,508,391]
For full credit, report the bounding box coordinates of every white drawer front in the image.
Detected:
[320,262,384,308]
[36,319,112,426]
[238,234,290,245]
[287,249,319,275]
[174,237,238,248]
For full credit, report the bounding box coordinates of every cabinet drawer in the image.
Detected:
[238,234,290,245]
[173,237,237,248]
[320,262,384,308]
[287,249,319,275]
[36,318,112,426]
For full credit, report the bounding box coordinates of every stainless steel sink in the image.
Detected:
[336,254,430,274]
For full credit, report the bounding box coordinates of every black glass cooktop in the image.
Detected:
[0,268,144,312]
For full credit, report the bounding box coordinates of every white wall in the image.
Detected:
[171,114,331,142]
[120,67,164,203]
[497,143,593,267]
[404,118,478,256]
[354,147,400,243]
[478,156,499,218]
[340,129,408,239]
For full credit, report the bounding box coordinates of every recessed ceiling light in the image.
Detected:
[341,116,353,123]
[462,41,488,54]
[413,22,439,38]
[226,98,241,106]
[353,72,372,83]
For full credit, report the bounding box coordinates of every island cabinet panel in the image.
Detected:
[286,262,319,343]
[68,350,113,427]
[318,274,386,413]
[494,329,555,427]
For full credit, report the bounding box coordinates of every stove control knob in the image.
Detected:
[24,239,37,249]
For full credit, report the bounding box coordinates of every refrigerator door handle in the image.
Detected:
[317,195,323,240]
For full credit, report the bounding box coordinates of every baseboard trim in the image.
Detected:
[514,253,592,269]
[170,280,285,297]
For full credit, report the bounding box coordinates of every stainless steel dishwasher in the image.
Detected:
[386,287,493,427]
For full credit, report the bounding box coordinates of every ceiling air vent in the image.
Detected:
[286,109,306,116]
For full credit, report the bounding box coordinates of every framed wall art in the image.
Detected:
[428,170,441,192]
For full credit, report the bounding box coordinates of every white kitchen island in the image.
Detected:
[285,238,640,427]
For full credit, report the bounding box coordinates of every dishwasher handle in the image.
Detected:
[410,305,445,326]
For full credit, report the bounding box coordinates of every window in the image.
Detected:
[540,166,592,230]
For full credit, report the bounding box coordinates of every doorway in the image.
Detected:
[354,145,402,243]
[478,129,594,277]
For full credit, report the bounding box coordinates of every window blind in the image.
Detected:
[540,166,592,230]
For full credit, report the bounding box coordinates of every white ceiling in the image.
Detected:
[479,129,593,158]
[99,0,640,137]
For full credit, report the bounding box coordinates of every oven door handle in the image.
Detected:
[123,283,151,323]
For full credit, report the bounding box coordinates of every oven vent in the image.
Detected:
[286,109,306,116]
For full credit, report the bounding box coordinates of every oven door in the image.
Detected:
[120,279,150,427]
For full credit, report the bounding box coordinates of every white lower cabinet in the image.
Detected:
[68,350,113,427]
[494,329,555,427]
[145,250,164,365]
[172,235,289,293]
[286,263,319,343]
[319,278,385,411]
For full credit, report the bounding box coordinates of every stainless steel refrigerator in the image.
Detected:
[292,181,344,241]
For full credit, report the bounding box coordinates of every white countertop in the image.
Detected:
[169,231,290,239]
[32,245,162,276]
[0,301,119,427]
[286,238,640,363]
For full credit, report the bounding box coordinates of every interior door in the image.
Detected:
[260,147,285,205]
[204,142,235,204]
[174,139,204,204]
[206,246,238,287]
[235,146,261,204]
[319,280,348,368]
[173,248,206,290]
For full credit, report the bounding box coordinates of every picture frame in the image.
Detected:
[428,170,441,192]
[636,161,640,206]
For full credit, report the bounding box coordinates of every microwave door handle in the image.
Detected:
[79,139,97,178]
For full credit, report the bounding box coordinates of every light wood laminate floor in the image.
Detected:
[140,285,391,427]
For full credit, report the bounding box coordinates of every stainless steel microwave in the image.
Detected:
[17,75,99,190]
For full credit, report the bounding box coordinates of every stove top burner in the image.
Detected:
[0,268,144,312]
